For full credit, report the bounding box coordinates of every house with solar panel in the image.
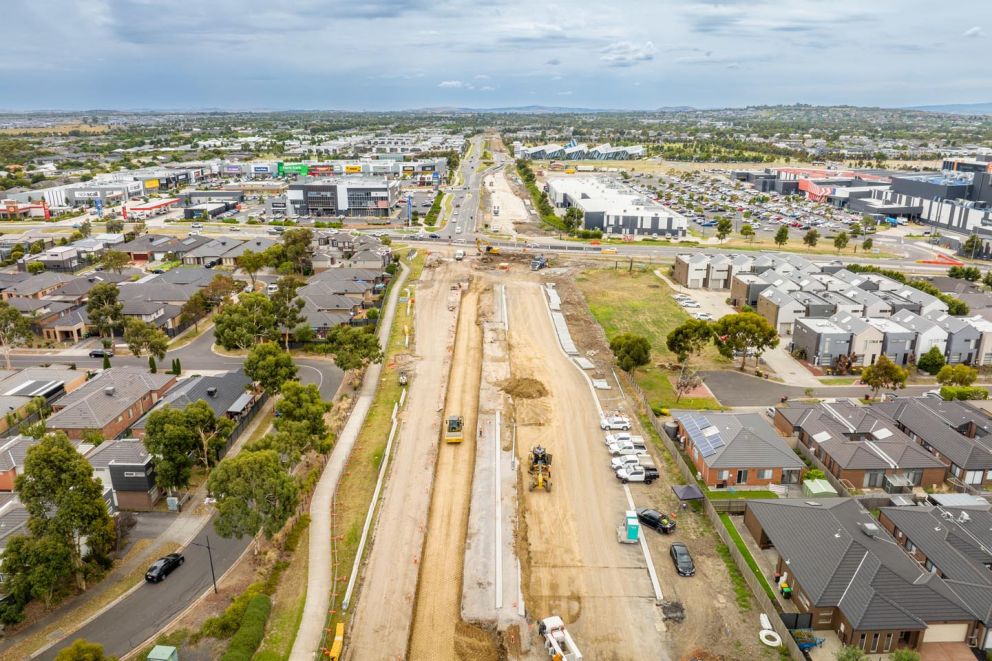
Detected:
[672,411,804,489]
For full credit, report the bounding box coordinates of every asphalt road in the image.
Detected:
[35,520,248,660]
[700,369,933,406]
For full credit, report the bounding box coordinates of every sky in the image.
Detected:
[3,0,992,111]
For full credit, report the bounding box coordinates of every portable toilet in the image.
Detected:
[618,510,640,543]
[148,645,178,661]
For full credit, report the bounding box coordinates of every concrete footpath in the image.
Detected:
[288,261,409,661]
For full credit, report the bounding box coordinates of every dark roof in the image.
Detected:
[875,398,992,470]
[673,411,803,470]
[131,370,252,430]
[672,484,704,500]
[86,438,152,468]
[747,498,975,629]
[151,266,219,287]
[48,367,175,431]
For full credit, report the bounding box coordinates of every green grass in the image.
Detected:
[578,269,728,409]
[818,377,858,385]
[720,513,776,603]
[707,490,779,500]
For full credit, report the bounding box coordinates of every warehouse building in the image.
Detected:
[546,176,686,237]
[275,177,401,218]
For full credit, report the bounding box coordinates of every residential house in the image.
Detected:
[672,411,804,488]
[793,290,835,318]
[967,316,992,367]
[182,238,244,267]
[219,237,276,267]
[296,282,362,334]
[831,315,884,367]
[85,438,159,511]
[928,312,981,365]
[775,402,948,490]
[673,253,709,288]
[891,310,948,362]
[729,273,769,308]
[757,287,806,335]
[1,272,77,301]
[818,291,862,318]
[47,367,176,441]
[792,318,852,367]
[705,254,732,289]
[866,317,916,366]
[17,246,80,273]
[810,273,852,292]
[0,494,29,555]
[0,436,39,491]
[840,287,892,318]
[896,286,948,317]
[118,234,212,262]
[744,498,980,654]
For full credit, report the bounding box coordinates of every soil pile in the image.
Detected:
[500,377,548,399]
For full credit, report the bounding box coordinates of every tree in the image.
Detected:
[54,638,118,661]
[27,261,45,274]
[562,206,583,232]
[963,233,984,258]
[78,220,92,238]
[180,290,209,332]
[0,301,33,370]
[889,649,920,661]
[666,319,713,363]
[281,228,315,275]
[236,249,267,287]
[213,292,277,350]
[123,318,168,361]
[323,325,383,371]
[201,274,241,309]
[803,228,819,250]
[148,356,157,373]
[271,276,306,350]
[773,225,789,247]
[100,250,129,274]
[0,533,75,615]
[715,217,732,242]
[183,400,236,471]
[983,270,992,290]
[834,646,867,661]
[862,237,873,252]
[245,343,297,394]
[86,283,123,339]
[712,312,779,370]
[105,218,124,233]
[849,221,862,240]
[609,333,652,372]
[16,432,114,591]
[937,363,978,387]
[740,223,755,243]
[208,450,298,539]
[144,406,198,493]
[861,355,908,396]
[275,381,329,439]
[246,419,327,466]
[916,346,946,375]
[833,231,849,253]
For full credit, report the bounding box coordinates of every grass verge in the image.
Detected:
[719,513,776,603]
[818,377,858,385]
[707,490,779,500]
[577,268,727,409]
[255,528,309,660]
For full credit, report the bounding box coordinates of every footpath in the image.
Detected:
[288,262,409,661]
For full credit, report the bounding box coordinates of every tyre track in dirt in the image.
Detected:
[507,279,671,661]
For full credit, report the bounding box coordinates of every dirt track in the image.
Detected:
[408,277,496,660]
[345,262,460,660]
[507,280,671,660]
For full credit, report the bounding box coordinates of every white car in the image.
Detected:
[608,440,648,456]
[600,415,631,431]
[610,454,655,472]
[604,431,635,446]
[615,465,659,484]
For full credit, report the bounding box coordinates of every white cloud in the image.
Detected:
[438,80,466,88]
[726,62,741,69]
[963,26,985,38]
[600,40,657,67]
[558,90,573,96]
[479,85,496,91]
[474,74,490,80]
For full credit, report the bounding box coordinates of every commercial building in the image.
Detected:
[545,176,686,237]
[276,176,401,218]
[517,141,645,160]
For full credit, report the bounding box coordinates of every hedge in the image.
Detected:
[221,594,272,661]
[940,386,989,401]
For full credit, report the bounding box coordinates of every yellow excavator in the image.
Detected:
[528,445,552,492]
[475,238,501,256]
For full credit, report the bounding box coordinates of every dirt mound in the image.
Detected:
[500,377,548,399]
[453,621,503,661]
[681,649,723,661]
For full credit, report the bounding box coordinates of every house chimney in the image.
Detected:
[104,386,115,396]
[207,386,217,397]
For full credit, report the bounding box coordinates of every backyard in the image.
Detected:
[575,268,727,409]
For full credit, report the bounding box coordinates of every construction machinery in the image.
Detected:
[538,616,582,660]
[528,445,553,492]
[445,416,464,443]
[475,238,501,256]
[530,254,548,271]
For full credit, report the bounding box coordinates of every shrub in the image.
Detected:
[198,583,265,640]
[221,594,272,661]
[940,385,989,401]
[916,346,946,375]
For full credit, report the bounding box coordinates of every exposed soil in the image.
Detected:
[500,376,548,399]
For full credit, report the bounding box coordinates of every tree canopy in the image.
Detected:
[85,283,123,339]
[213,292,277,350]
[609,333,652,372]
[208,450,298,539]
[123,318,168,361]
[0,300,33,370]
[244,342,297,394]
[712,312,778,369]
[861,355,908,395]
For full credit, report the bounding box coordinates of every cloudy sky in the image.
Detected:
[3,0,991,111]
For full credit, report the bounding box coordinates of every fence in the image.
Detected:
[794,441,851,496]
[615,369,806,660]
[219,392,269,458]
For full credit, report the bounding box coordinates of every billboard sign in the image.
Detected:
[253,166,270,173]
[75,191,100,199]
[225,165,242,173]
[145,179,160,189]
[402,165,415,172]
[308,165,332,176]
[432,172,440,184]
[344,165,363,174]
[94,198,103,217]
[285,164,310,175]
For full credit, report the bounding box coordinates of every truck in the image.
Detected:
[603,432,643,446]
[599,415,631,431]
[538,616,582,661]
[610,454,655,472]
[530,254,548,271]
[615,465,660,484]
[608,440,648,456]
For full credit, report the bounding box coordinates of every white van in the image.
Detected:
[454,250,465,261]
[266,283,279,295]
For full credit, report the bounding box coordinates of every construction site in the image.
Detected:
[343,163,771,661]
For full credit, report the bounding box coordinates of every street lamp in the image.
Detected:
[189,535,218,594]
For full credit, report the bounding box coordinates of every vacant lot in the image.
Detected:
[574,269,726,409]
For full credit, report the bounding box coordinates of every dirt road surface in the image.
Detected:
[485,166,527,237]
[408,277,498,660]
[345,261,460,660]
[507,279,671,660]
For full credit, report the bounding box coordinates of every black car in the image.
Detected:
[145,552,184,583]
[428,233,441,239]
[89,349,113,358]
[637,508,677,534]
[670,542,695,577]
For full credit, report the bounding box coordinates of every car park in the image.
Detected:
[145,552,184,583]
[670,542,696,576]
[637,508,677,533]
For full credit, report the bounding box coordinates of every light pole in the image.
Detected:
[189,535,218,594]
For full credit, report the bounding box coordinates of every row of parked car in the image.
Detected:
[672,293,715,321]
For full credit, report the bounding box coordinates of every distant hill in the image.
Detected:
[411,105,627,114]
[908,102,992,115]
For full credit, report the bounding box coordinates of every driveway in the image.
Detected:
[700,370,932,406]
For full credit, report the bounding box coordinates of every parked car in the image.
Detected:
[637,508,677,533]
[604,431,641,446]
[600,415,632,431]
[89,348,113,358]
[670,542,696,576]
[428,233,441,239]
[608,440,648,456]
[145,553,184,583]
[615,465,659,484]
[610,454,655,472]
